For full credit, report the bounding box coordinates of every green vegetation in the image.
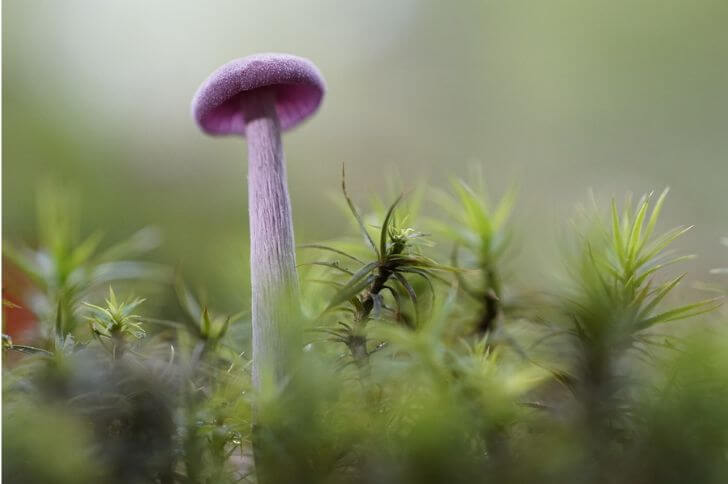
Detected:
[3,175,726,484]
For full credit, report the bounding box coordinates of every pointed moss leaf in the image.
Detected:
[70,231,104,268]
[298,244,365,264]
[492,186,517,230]
[325,261,378,310]
[393,271,419,325]
[202,307,212,336]
[380,194,403,259]
[639,297,722,329]
[396,267,435,308]
[298,261,354,276]
[341,165,379,257]
[637,225,693,267]
[634,255,695,287]
[175,278,202,322]
[636,274,685,321]
[640,188,669,250]
[627,200,649,262]
[381,285,403,315]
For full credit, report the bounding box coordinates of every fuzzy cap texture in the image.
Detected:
[191,53,325,136]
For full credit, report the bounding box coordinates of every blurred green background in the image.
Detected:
[4,0,727,311]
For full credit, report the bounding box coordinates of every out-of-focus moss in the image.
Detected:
[3,403,104,484]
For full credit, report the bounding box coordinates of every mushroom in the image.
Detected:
[191,53,325,386]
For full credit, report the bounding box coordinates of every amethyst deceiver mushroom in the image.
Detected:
[191,53,325,386]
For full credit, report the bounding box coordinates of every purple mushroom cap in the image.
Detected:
[191,53,326,136]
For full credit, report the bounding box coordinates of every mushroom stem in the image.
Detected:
[242,90,299,388]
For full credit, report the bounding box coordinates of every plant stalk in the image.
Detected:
[242,90,299,389]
